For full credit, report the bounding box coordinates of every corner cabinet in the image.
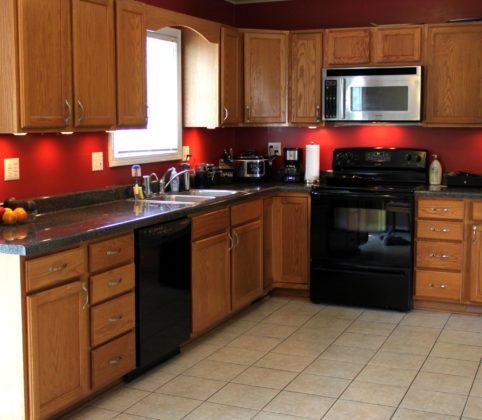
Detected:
[424,23,482,126]
[289,31,323,125]
[243,30,288,124]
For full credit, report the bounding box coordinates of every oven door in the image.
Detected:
[310,189,414,310]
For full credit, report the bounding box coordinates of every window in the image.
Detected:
[109,28,182,167]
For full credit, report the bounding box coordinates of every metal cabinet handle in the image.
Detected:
[77,99,85,124]
[106,248,121,256]
[431,207,449,212]
[473,225,478,243]
[107,278,122,287]
[228,234,234,251]
[81,282,89,311]
[108,315,123,323]
[428,253,449,259]
[64,99,72,126]
[223,107,229,122]
[108,356,123,365]
[48,263,67,273]
[428,283,448,289]
[315,104,320,122]
[430,227,449,233]
[233,231,240,248]
[245,106,251,122]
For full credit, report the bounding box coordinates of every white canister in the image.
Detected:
[305,144,320,184]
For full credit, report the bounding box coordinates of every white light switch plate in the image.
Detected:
[92,152,104,171]
[268,142,281,157]
[4,158,20,181]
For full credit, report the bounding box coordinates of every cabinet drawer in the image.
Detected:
[417,199,464,220]
[89,233,134,272]
[231,199,262,226]
[91,331,135,389]
[471,201,482,221]
[192,208,229,241]
[90,263,134,305]
[416,220,463,241]
[91,292,135,347]
[26,248,85,292]
[415,270,462,301]
[416,241,463,270]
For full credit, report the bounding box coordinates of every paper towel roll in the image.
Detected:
[305,144,320,184]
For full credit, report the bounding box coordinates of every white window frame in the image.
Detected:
[108,27,182,167]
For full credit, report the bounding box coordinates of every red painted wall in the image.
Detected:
[235,0,482,29]
[235,126,482,174]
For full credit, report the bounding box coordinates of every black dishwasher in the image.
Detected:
[126,218,191,380]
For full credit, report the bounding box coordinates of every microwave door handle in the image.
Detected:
[341,79,346,120]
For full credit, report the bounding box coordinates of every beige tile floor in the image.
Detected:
[67,297,482,420]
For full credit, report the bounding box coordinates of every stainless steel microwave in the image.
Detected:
[322,66,422,122]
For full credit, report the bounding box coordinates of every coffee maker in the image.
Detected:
[283,147,303,182]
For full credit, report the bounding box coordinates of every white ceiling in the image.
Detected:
[224,0,290,4]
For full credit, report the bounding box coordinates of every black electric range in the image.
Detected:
[310,148,428,311]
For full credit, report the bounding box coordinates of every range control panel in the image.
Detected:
[333,148,427,170]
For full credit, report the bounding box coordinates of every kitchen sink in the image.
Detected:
[145,194,215,203]
[176,189,240,197]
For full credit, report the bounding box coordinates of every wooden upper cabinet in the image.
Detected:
[425,23,482,126]
[372,26,423,64]
[220,26,243,126]
[290,31,323,124]
[72,0,116,128]
[115,0,147,127]
[244,30,288,124]
[324,28,370,66]
[17,0,72,130]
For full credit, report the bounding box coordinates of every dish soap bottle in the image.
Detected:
[170,168,180,192]
[429,154,442,186]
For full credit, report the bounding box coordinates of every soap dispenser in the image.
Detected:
[429,154,442,186]
[169,168,180,192]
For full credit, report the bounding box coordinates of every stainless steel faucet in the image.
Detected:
[160,168,195,193]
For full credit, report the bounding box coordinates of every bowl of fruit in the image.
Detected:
[0,198,37,225]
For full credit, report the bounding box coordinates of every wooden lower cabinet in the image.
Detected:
[191,231,231,334]
[27,280,90,420]
[268,194,309,287]
[232,219,263,311]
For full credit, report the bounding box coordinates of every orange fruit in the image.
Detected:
[13,207,28,223]
[3,209,17,225]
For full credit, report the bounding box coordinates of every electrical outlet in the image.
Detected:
[92,152,104,171]
[182,145,190,161]
[4,158,20,181]
[268,142,281,157]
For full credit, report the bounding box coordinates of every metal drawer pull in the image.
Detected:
[108,315,123,323]
[428,253,449,259]
[107,278,123,287]
[428,283,448,289]
[431,207,449,212]
[106,248,121,256]
[108,356,123,365]
[473,225,478,243]
[48,263,67,273]
[81,282,89,310]
[430,227,449,233]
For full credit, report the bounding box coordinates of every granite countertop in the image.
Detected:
[415,185,482,198]
[0,182,310,256]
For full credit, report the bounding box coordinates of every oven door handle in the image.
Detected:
[311,190,413,201]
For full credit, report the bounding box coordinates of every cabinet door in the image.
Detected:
[244,31,287,124]
[232,219,263,311]
[220,26,243,125]
[115,0,146,127]
[372,26,423,64]
[425,24,482,125]
[324,28,370,66]
[290,31,322,124]
[72,0,116,128]
[192,231,231,334]
[27,281,89,419]
[469,224,482,303]
[17,0,72,129]
[273,196,309,285]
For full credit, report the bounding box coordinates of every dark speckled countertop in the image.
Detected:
[415,185,482,199]
[0,182,310,256]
